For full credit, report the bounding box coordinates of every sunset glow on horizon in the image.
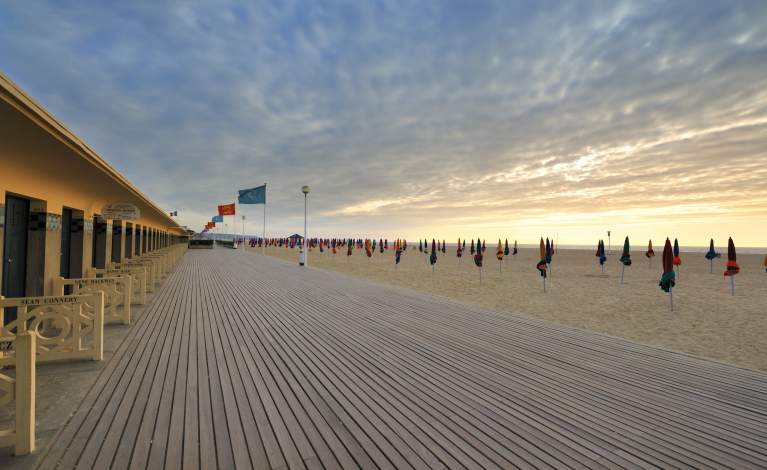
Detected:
[2,1,765,245]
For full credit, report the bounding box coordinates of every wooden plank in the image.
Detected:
[37,249,767,470]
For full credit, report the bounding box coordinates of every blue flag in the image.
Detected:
[212,215,223,223]
[238,185,266,204]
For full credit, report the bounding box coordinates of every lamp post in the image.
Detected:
[300,185,310,266]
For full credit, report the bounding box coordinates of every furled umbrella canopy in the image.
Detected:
[659,238,676,293]
[646,240,655,258]
[482,239,486,253]
[365,239,373,258]
[673,239,681,266]
[496,239,504,261]
[537,238,548,278]
[473,238,483,267]
[545,238,552,264]
[430,239,438,266]
[462,239,466,250]
[442,240,446,254]
[456,238,463,258]
[395,239,402,264]
[470,239,475,255]
[419,240,423,253]
[620,237,632,266]
[705,239,720,260]
[347,239,353,257]
[513,240,518,255]
[724,237,740,277]
[380,238,384,253]
[504,239,510,257]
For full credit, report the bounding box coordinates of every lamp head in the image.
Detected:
[301,185,310,195]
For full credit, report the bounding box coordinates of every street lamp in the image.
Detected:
[300,185,310,266]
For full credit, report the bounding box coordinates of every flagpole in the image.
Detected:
[262,182,267,256]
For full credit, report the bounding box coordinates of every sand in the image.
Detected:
[243,243,767,371]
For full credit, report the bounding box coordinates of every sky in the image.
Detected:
[2,1,766,246]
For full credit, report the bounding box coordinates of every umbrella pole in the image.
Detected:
[499,260,502,273]
[601,264,604,274]
[730,276,735,296]
[669,288,674,311]
[710,259,713,274]
[479,268,482,285]
[543,276,547,293]
[620,265,625,285]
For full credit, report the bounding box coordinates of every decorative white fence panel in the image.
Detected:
[54,276,131,325]
[0,293,104,365]
[0,332,35,455]
[89,266,147,306]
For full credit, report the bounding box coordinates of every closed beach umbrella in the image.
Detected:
[456,238,463,259]
[430,239,438,269]
[419,240,423,253]
[705,238,720,273]
[597,239,607,272]
[496,239,504,272]
[395,239,402,265]
[365,239,373,259]
[619,236,631,284]
[673,239,682,278]
[482,239,486,253]
[473,238,483,283]
[442,240,446,255]
[470,239,475,255]
[537,238,548,292]
[659,238,676,310]
[645,240,655,269]
[380,238,384,253]
[504,239,510,257]
[724,237,739,295]
[347,239,353,258]
[462,239,466,250]
[764,253,767,272]
[513,240,518,256]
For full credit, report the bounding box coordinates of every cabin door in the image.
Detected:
[2,195,30,323]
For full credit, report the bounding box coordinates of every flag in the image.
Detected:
[238,185,266,204]
[169,210,177,217]
[212,215,224,223]
[218,203,236,216]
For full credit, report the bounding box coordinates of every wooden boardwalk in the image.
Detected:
[39,249,767,469]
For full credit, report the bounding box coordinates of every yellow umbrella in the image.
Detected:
[496,239,504,272]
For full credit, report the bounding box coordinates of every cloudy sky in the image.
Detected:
[2,1,766,245]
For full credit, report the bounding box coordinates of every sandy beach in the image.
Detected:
[244,243,767,371]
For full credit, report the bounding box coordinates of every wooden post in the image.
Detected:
[15,332,35,455]
[53,276,65,296]
[92,292,105,361]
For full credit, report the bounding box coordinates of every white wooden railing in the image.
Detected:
[0,332,35,455]
[53,276,132,325]
[0,293,104,365]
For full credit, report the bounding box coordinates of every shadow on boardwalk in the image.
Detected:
[27,249,767,469]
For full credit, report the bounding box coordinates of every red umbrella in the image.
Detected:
[724,237,739,295]
[659,238,676,310]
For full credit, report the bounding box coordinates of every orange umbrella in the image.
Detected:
[724,237,739,295]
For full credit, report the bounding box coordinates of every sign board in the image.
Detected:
[101,203,140,220]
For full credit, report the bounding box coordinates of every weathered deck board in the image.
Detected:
[39,250,767,469]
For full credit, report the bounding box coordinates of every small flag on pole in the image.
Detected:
[212,215,223,223]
